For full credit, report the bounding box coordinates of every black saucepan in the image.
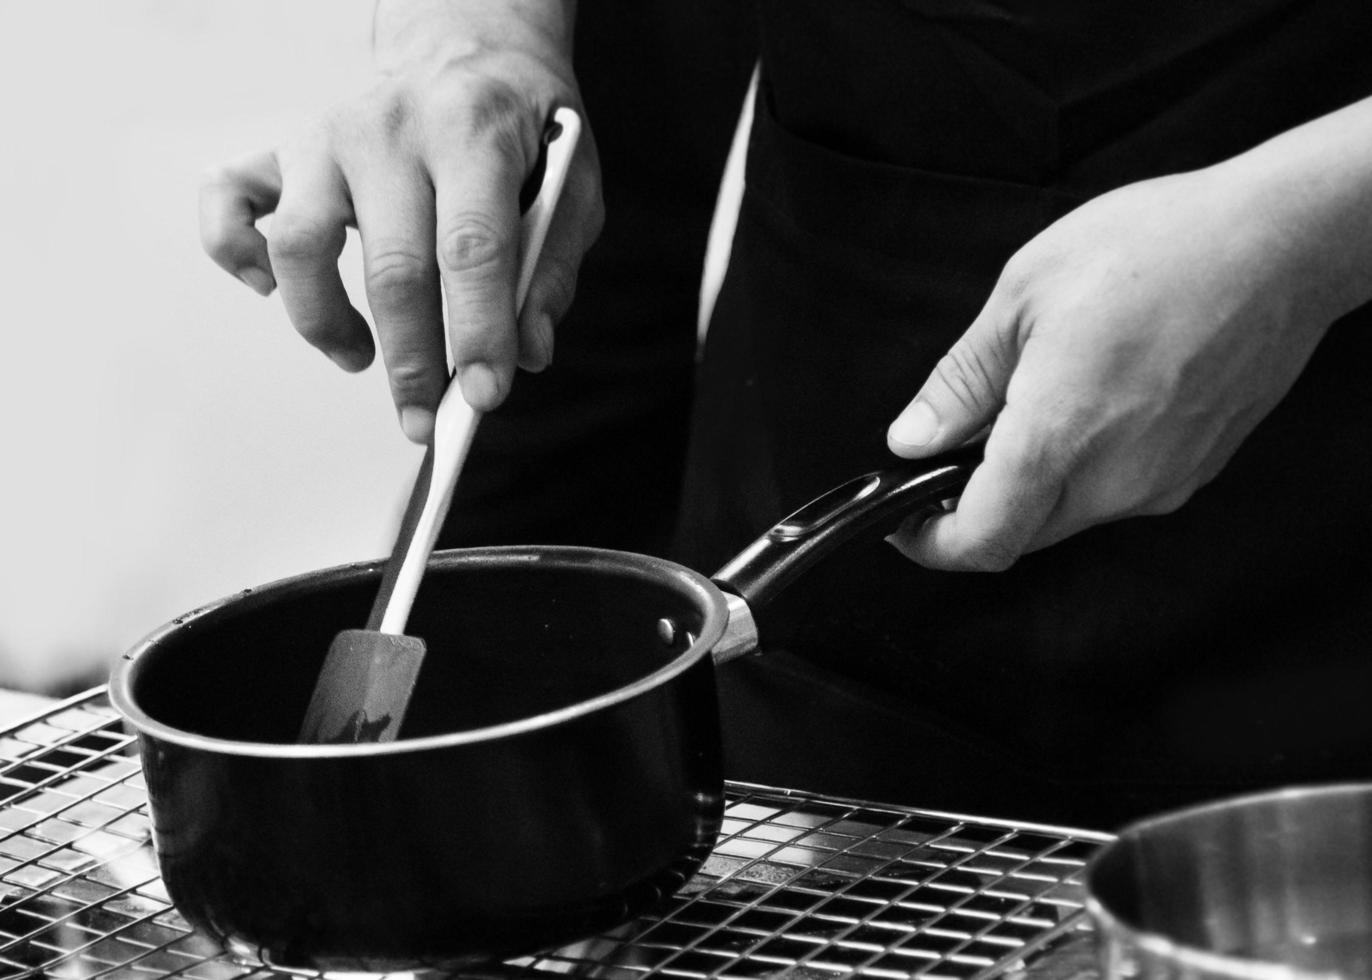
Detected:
[109,449,976,972]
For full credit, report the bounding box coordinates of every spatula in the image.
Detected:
[298,108,582,744]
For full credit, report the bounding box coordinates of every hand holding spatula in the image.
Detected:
[298,108,582,744]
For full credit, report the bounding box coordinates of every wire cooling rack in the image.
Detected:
[0,690,1110,980]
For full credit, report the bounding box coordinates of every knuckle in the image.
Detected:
[197,174,244,259]
[438,214,510,274]
[359,86,414,140]
[997,436,1078,514]
[325,87,417,158]
[269,215,341,264]
[996,248,1036,303]
[994,434,1041,477]
[385,359,440,400]
[424,71,529,153]
[467,81,526,144]
[364,246,432,307]
[199,224,234,263]
[933,342,1000,413]
[995,403,1089,478]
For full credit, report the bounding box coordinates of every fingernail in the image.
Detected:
[458,363,502,410]
[238,267,275,296]
[884,512,929,562]
[529,317,551,370]
[525,316,554,373]
[884,532,916,562]
[325,347,369,372]
[326,350,355,371]
[399,406,435,444]
[889,401,939,449]
[536,316,554,369]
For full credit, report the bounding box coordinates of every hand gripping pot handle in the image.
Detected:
[708,445,981,664]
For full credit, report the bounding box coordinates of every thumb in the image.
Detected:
[888,304,1016,458]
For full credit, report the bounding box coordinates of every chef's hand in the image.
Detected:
[198,0,603,443]
[884,124,1372,570]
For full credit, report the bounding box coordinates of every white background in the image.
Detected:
[0,2,419,689]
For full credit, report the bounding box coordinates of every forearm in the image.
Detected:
[1214,94,1372,326]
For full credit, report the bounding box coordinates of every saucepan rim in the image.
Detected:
[1084,781,1372,980]
[109,545,731,760]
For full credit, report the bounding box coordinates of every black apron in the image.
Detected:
[678,0,1372,828]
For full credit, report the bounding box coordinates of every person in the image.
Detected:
[200,0,1372,828]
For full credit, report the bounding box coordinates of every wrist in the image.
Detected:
[1209,97,1372,327]
[373,0,576,75]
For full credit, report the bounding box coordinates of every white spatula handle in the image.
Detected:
[379,107,582,636]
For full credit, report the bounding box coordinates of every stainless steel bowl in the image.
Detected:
[1085,783,1372,979]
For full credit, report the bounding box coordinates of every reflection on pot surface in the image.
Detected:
[1087,783,1372,980]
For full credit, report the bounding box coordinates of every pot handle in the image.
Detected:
[711,446,981,611]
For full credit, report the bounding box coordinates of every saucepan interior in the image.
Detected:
[118,546,729,750]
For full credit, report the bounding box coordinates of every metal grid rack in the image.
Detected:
[0,691,1111,980]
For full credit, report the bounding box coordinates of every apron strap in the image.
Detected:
[699,64,760,350]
